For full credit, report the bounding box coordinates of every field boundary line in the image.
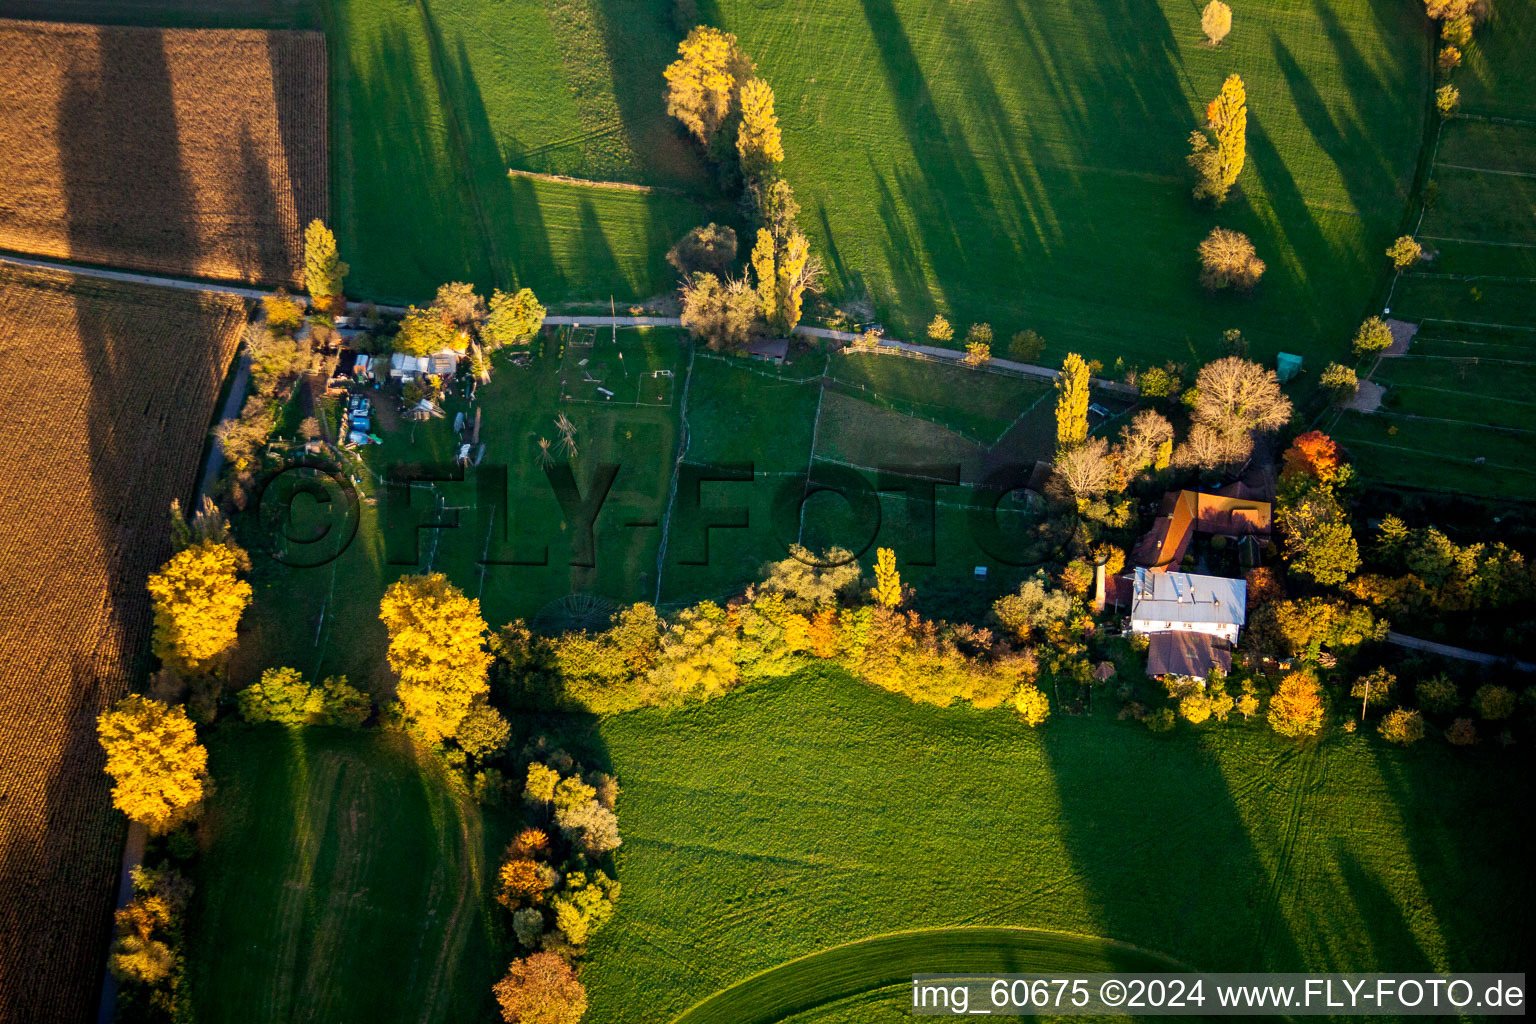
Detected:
[1401,353,1536,366]
[1385,382,1536,406]
[1432,161,1536,178]
[1338,435,1536,475]
[1372,410,1536,435]
[797,358,831,545]
[654,346,698,603]
[1415,316,1536,331]
[1418,235,1536,249]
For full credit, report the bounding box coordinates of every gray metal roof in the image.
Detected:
[1130,567,1246,627]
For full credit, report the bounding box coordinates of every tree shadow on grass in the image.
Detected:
[1039,720,1310,973]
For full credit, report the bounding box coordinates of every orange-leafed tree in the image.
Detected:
[493,952,586,1024]
[1281,431,1343,483]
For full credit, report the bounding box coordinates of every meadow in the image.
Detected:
[567,668,1533,1022]
[324,0,730,305]
[0,20,326,286]
[0,265,246,1024]
[186,726,512,1024]
[1332,1,1536,501]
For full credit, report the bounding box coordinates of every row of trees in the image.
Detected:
[666,26,823,349]
[490,749,624,1024]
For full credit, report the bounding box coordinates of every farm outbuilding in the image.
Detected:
[389,348,460,380]
[744,337,789,366]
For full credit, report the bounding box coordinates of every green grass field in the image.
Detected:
[187,726,509,1024]
[714,0,1425,365]
[568,668,1532,1022]
[1334,1,1535,500]
[33,0,1427,371]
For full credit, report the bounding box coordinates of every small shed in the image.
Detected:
[1276,352,1303,384]
[744,337,790,366]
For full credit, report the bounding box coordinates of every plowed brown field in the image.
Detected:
[0,264,245,1024]
[0,20,326,287]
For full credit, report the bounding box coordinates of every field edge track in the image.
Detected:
[667,926,1189,1024]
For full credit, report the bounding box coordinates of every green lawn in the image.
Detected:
[572,668,1532,1023]
[187,727,509,1024]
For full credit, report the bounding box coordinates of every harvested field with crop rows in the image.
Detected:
[0,20,326,286]
[0,264,244,1024]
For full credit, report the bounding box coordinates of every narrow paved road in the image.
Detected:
[1386,631,1535,672]
[3,252,1137,394]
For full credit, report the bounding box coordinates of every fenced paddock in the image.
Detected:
[557,325,676,407]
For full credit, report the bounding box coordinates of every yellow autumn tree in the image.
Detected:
[664,26,754,145]
[872,547,903,608]
[97,696,209,834]
[379,573,492,742]
[737,77,784,174]
[146,538,253,673]
[1013,684,1051,726]
[303,219,348,311]
[775,230,816,333]
[1268,671,1325,739]
[751,228,776,323]
[1054,352,1091,450]
[1188,75,1246,203]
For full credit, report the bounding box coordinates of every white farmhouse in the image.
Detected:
[1129,567,1247,679]
[1129,566,1246,642]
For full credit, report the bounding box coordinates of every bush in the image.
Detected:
[1472,684,1516,721]
[237,668,371,728]
[1352,316,1394,356]
[1415,674,1459,714]
[1179,692,1213,724]
[1445,718,1478,746]
[1379,708,1425,745]
[1012,684,1050,726]
[1008,329,1046,363]
[1146,707,1176,733]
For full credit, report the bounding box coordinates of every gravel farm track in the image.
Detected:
[0,19,327,287]
[0,264,245,1024]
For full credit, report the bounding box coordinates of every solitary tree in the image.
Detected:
[1351,667,1396,720]
[433,282,488,336]
[1054,436,1119,501]
[1009,329,1045,363]
[1386,235,1424,269]
[1352,316,1395,357]
[1201,0,1232,44]
[1054,352,1091,449]
[750,229,776,323]
[303,219,348,311]
[1116,408,1174,474]
[927,315,954,343]
[774,231,819,333]
[1320,362,1359,405]
[1190,356,1291,452]
[147,538,253,673]
[1188,75,1246,202]
[964,323,993,366]
[664,26,754,145]
[1281,431,1343,483]
[492,952,587,1024]
[1198,228,1265,289]
[736,78,784,174]
[379,573,492,742]
[97,696,209,834]
[872,547,903,608]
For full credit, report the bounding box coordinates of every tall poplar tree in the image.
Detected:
[1054,352,1091,450]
